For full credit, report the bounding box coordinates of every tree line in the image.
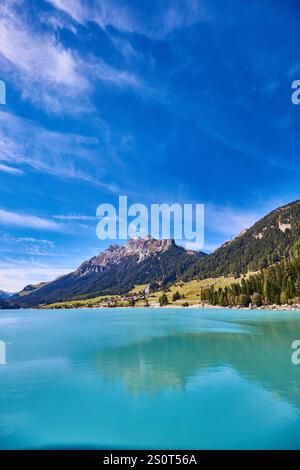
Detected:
[200,255,300,307]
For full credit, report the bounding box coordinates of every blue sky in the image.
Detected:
[1,0,300,291]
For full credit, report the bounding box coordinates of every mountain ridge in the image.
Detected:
[183,199,300,280]
[0,290,14,300]
[15,236,205,306]
[8,199,300,308]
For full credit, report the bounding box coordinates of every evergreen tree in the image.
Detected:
[159,293,169,306]
[172,291,181,302]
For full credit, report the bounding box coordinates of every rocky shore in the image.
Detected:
[198,303,300,311]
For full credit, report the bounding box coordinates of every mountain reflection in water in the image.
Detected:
[97,318,300,406]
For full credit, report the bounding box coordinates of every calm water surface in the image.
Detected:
[0,308,300,449]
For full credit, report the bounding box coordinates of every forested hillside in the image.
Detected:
[200,255,300,307]
[184,200,300,280]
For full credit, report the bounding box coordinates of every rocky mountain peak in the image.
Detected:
[77,237,177,275]
[124,236,175,260]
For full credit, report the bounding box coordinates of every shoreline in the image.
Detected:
[31,303,300,311]
[3,301,300,311]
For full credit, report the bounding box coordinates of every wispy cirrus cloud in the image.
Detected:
[47,0,208,39]
[0,110,118,191]
[53,214,97,221]
[0,163,23,175]
[0,258,72,291]
[0,0,145,113]
[0,209,63,231]
[87,57,143,89]
[0,235,56,256]
[0,1,89,113]
[47,0,87,24]
[2,236,55,245]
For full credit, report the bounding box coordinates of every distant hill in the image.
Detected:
[0,290,14,300]
[0,291,20,309]
[16,237,205,307]
[184,199,300,280]
[17,282,49,297]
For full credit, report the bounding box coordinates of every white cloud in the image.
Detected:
[0,209,63,231]
[48,0,87,24]
[0,259,72,292]
[0,1,90,113]
[87,57,142,89]
[0,163,23,174]
[39,10,78,34]
[2,236,54,244]
[0,0,144,113]
[47,0,208,39]
[0,16,84,89]
[54,214,97,221]
[0,235,58,257]
[0,110,118,191]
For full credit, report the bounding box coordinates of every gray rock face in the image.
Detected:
[77,237,176,274]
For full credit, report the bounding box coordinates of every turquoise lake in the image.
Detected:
[1,308,300,449]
